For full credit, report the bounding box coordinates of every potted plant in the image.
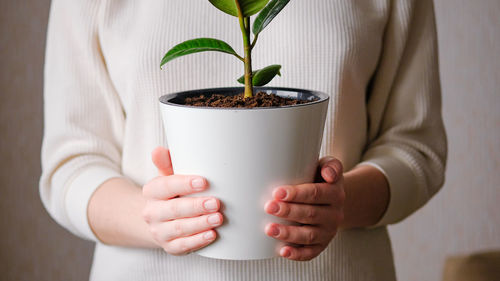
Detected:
[159,0,329,260]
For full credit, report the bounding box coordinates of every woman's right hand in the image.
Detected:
[141,146,223,255]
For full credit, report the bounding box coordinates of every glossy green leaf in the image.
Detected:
[253,0,290,35]
[160,38,239,68]
[209,0,270,17]
[237,64,281,86]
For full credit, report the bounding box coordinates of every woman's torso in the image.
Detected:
[91,1,396,280]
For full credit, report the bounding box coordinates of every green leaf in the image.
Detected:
[209,0,270,17]
[160,38,239,68]
[253,0,290,35]
[237,64,281,86]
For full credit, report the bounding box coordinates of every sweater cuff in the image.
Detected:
[357,146,420,227]
[65,165,123,241]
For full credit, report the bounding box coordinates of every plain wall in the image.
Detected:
[0,1,498,280]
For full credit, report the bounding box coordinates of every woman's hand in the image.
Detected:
[142,147,223,255]
[264,157,345,261]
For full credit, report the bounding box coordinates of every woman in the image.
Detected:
[40,0,446,280]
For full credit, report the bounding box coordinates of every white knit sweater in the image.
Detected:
[41,0,446,280]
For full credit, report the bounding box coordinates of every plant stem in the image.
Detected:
[242,17,253,98]
[235,1,253,98]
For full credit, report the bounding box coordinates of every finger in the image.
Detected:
[273,182,344,205]
[156,213,223,242]
[265,200,343,225]
[164,230,217,256]
[152,146,174,176]
[142,175,208,200]
[265,223,333,245]
[318,157,343,183]
[280,245,324,261]
[143,197,220,222]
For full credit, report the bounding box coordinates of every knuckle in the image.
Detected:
[306,207,317,221]
[142,206,152,222]
[279,203,291,217]
[194,198,205,214]
[167,201,181,218]
[306,230,317,244]
[192,199,199,213]
[172,220,184,238]
[280,227,289,240]
[149,226,159,239]
[310,184,321,201]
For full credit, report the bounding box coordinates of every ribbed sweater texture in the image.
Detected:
[41,0,446,280]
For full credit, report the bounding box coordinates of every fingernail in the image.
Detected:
[204,231,215,240]
[203,199,218,211]
[274,188,287,200]
[280,247,291,258]
[267,202,280,214]
[208,214,221,225]
[269,225,280,237]
[191,177,206,190]
[326,167,336,181]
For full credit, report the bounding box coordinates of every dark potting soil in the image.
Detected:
[182,92,315,108]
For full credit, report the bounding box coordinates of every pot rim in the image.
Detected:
[159,87,329,110]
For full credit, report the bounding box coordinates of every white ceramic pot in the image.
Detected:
[159,87,329,260]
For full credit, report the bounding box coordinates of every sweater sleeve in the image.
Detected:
[357,0,447,226]
[40,0,125,241]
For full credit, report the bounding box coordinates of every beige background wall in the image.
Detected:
[0,1,498,280]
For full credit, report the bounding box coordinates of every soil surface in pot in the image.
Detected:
[183,92,315,108]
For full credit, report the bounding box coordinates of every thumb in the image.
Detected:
[151,146,174,176]
[318,156,343,184]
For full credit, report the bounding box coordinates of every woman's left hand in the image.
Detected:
[264,157,345,261]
